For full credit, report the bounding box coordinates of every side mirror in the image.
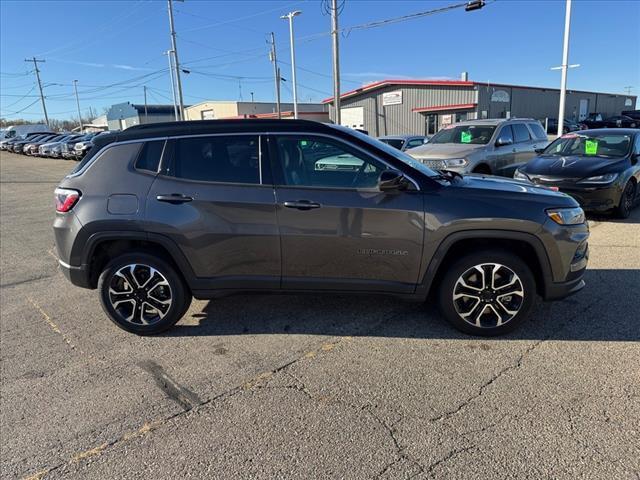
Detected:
[495,137,513,147]
[378,169,409,192]
[535,148,546,154]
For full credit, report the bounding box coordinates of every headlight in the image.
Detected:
[546,207,585,225]
[577,173,618,184]
[442,158,468,167]
[513,169,530,181]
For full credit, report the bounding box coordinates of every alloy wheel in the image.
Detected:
[108,264,173,326]
[452,263,524,328]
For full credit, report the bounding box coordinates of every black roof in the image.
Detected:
[92,119,336,149]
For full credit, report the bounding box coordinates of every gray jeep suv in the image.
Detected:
[408,118,549,177]
[53,120,588,336]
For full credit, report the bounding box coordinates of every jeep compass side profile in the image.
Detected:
[53,120,589,336]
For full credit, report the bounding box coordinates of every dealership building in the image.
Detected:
[323,76,637,136]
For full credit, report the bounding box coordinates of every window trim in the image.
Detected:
[268,132,420,191]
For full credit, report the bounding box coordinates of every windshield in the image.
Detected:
[543,132,632,158]
[378,138,404,149]
[329,125,439,177]
[429,124,497,145]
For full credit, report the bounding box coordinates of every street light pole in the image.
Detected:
[331,0,341,125]
[281,11,301,119]
[167,0,185,120]
[73,80,82,132]
[557,0,572,137]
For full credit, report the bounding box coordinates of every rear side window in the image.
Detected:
[528,123,547,140]
[69,143,141,176]
[171,135,260,184]
[135,140,164,172]
[512,124,531,143]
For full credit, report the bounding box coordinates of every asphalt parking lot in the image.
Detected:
[1,150,638,480]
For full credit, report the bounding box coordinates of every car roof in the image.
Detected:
[453,118,538,126]
[92,119,345,149]
[574,128,639,135]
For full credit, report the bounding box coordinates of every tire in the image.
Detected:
[98,253,190,335]
[472,164,492,175]
[615,181,636,219]
[437,250,537,336]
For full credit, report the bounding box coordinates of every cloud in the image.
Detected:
[48,58,151,71]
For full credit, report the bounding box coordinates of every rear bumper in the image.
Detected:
[59,259,92,289]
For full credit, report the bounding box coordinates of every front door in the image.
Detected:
[145,134,280,289]
[270,134,424,293]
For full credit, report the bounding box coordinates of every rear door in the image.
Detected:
[270,134,424,293]
[145,134,280,289]
[511,123,538,165]
[493,124,516,173]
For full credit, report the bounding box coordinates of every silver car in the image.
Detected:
[377,135,429,151]
[407,118,548,176]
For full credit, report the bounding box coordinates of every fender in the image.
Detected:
[414,229,553,300]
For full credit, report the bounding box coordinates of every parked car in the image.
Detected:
[622,110,640,121]
[1,131,50,151]
[39,134,81,157]
[407,118,548,177]
[514,129,640,218]
[54,119,589,337]
[61,133,96,159]
[73,131,111,160]
[545,118,580,134]
[377,135,429,151]
[581,114,638,129]
[10,133,52,154]
[24,134,64,155]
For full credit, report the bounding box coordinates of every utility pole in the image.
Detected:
[557,0,572,138]
[269,32,282,118]
[623,86,633,96]
[167,0,185,120]
[143,86,148,123]
[281,11,301,119]
[166,49,179,121]
[25,57,49,126]
[73,80,82,132]
[330,0,341,125]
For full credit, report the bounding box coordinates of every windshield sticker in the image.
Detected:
[460,131,472,143]
[585,139,598,155]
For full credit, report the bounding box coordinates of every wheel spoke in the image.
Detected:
[144,297,170,316]
[109,290,135,308]
[486,303,505,326]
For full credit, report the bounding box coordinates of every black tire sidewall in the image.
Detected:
[98,253,188,335]
[438,250,537,336]
[615,181,635,219]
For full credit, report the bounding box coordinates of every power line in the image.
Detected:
[0,85,36,109]
[0,98,41,116]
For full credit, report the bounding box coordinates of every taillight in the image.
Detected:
[54,187,81,212]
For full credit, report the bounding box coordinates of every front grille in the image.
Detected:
[420,159,446,170]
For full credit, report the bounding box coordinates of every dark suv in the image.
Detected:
[53,120,589,336]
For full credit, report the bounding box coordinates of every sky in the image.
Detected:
[1,0,639,122]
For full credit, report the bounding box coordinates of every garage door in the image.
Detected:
[340,107,364,129]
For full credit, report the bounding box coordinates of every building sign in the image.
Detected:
[440,114,453,125]
[382,90,403,106]
[625,98,633,107]
[201,109,215,120]
[491,90,510,103]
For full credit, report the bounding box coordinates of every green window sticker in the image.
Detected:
[460,131,472,144]
[300,140,308,147]
[585,139,598,155]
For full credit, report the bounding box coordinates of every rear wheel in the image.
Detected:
[437,251,536,336]
[98,253,190,335]
[615,181,636,219]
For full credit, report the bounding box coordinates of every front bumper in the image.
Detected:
[529,177,623,212]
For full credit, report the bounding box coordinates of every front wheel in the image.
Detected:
[437,251,537,336]
[98,253,190,335]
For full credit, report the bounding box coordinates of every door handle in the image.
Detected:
[283,200,321,210]
[156,193,193,204]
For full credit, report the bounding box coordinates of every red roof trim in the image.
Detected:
[322,79,474,104]
[412,103,477,113]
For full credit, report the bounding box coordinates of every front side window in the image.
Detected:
[275,136,385,189]
[171,135,260,184]
[429,124,497,145]
[497,125,514,143]
[406,138,425,148]
[512,124,531,143]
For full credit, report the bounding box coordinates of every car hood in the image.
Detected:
[453,174,567,198]
[408,143,485,160]
[522,154,627,177]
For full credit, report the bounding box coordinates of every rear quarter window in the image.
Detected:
[135,140,165,173]
[528,123,548,140]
